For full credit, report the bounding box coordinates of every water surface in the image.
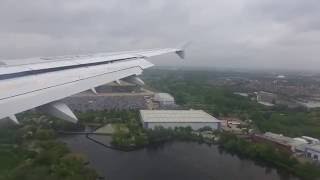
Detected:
[61,135,299,180]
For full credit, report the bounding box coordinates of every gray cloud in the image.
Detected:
[0,0,319,71]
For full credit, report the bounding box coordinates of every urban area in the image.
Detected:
[2,68,320,180]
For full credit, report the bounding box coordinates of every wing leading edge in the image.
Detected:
[0,45,187,123]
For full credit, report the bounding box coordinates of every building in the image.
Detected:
[153,93,175,106]
[233,92,249,97]
[305,144,320,162]
[277,75,286,79]
[252,132,308,153]
[256,91,277,106]
[301,136,320,144]
[140,110,221,130]
[252,132,293,152]
[294,137,320,161]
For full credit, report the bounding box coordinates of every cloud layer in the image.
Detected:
[0,0,319,71]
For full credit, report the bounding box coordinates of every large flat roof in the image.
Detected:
[154,93,174,102]
[140,110,221,123]
[306,144,320,152]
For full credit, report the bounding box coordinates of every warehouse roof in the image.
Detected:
[153,93,174,102]
[264,132,293,144]
[306,144,320,152]
[140,110,221,123]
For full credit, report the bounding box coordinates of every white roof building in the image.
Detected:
[153,93,175,106]
[305,144,320,162]
[140,110,221,130]
[301,136,320,144]
[262,132,309,152]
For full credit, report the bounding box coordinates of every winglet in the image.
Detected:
[175,41,190,59]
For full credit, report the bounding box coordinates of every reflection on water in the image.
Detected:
[60,135,299,180]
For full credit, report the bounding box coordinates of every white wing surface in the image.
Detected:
[0,46,186,123]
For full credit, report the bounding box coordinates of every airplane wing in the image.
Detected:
[0,45,187,123]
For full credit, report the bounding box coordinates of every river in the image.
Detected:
[61,135,299,180]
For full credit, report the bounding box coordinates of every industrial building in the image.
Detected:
[305,144,320,162]
[252,132,310,153]
[153,93,175,106]
[252,132,320,161]
[301,136,320,144]
[140,110,221,130]
[256,91,277,106]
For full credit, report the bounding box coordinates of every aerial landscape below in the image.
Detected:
[1,0,320,180]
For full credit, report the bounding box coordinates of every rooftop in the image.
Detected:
[263,132,293,144]
[153,93,174,102]
[140,110,221,123]
[261,132,310,148]
[306,144,320,152]
[258,101,274,106]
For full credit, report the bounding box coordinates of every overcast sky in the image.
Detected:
[0,0,319,71]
